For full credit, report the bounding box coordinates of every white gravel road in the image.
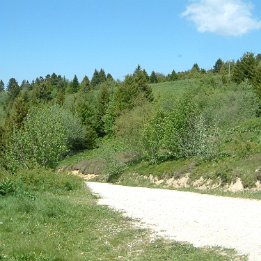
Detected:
[86,182,261,261]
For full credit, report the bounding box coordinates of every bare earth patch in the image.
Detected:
[87,182,261,261]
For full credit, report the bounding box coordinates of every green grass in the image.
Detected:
[150,79,198,101]
[0,169,243,261]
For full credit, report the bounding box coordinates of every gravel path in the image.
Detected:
[86,182,261,261]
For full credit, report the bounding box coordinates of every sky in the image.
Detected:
[1,0,261,84]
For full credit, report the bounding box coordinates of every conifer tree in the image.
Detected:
[0,80,4,92]
[213,59,224,73]
[20,80,31,90]
[232,52,257,84]
[91,69,100,87]
[71,75,80,93]
[106,73,114,81]
[169,70,178,81]
[142,69,149,82]
[80,75,90,92]
[7,78,20,102]
[99,69,107,83]
[5,93,29,131]
[149,71,158,83]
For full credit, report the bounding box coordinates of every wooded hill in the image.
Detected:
[0,52,261,188]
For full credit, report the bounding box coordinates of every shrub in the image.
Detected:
[5,105,86,171]
[0,178,16,196]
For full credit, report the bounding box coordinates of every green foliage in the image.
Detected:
[80,75,90,92]
[5,92,29,131]
[252,65,261,99]
[70,74,80,93]
[7,78,20,103]
[213,58,224,73]
[5,105,86,170]
[32,82,52,103]
[115,101,154,157]
[115,69,153,112]
[168,70,178,81]
[90,69,107,87]
[0,80,4,92]
[0,178,16,196]
[149,71,158,83]
[0,168,233,261]
[232,52,257,84]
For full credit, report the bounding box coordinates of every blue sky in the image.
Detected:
[1,0,261,84]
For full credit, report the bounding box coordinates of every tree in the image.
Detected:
[96,83,110,136]
[115,69,153,112]
[134,65,142,75]
[5,105,86,170]
[149,71,158,83]
[71,75,79,93]
[20,80,31,91]
[98,69,107,83]
[5,93,29,131]
[91,69,100,87]
[191,63,200,73]
[0,80,4,92]
[33,82,52,102]
[232,52,257,84]
[80,75,90,92]
[256,54,261,63]
[7,78,20,102]
[252,66,261,98]
[107,73,114,81]
[142,69,150,82]
[213,59,224,73]
[168,70,178,81]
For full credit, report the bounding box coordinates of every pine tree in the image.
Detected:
[91,69,100,87]
[191,63,200,73]
[106,73,114,81]
[0,80,4,92]
[99,69,107,83]
[20,80,31,90]
[149,71,158,83]
[4,92,29,132]
[232,52,257,84]
[34,82,52,102]
[7,78,20,102]
[80,75,90,92]
[71,75,79,93]
[134,65,142,75]
[97,83,110,136]
[169,70,178,81]
[256,54,261,63]
[213,59,224,73]
[142,69,149,82]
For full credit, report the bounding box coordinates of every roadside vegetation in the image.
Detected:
[0,52,260,259]
[0,169,242,261]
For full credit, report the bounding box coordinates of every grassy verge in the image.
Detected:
[0,169,243,260]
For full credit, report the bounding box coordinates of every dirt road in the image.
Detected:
[87,182,261,261]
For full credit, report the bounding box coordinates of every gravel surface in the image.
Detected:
[86,182,261,261]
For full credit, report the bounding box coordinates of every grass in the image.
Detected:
[0,168,243,261]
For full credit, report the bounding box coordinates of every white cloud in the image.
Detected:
[182,0,261,36]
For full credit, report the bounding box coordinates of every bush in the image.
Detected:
[5,105,86,171]
[0,178,16,196]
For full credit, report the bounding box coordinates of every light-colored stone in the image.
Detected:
[227,178,244,193]
[255,181,261,191]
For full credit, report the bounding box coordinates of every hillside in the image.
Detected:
[59,77,261,196]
